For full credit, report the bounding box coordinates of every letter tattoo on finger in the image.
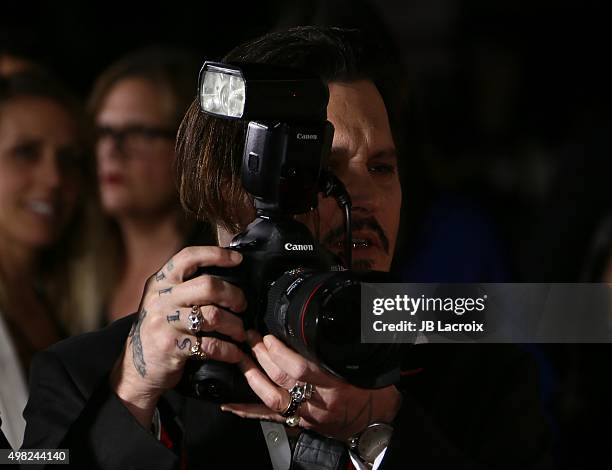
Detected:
[158,287,173,296]
[176,338,192,350]
[167,311,180,323]
[155,271,166,282]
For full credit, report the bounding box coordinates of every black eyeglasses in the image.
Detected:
[95,125,176,156]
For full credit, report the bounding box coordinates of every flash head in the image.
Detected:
[199,63,246,118]
[198,61,329,122]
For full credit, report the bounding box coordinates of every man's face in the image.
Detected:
[217,80,402,272]
[299,80,402,271]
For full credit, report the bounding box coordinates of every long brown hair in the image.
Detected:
[176,26,397,234]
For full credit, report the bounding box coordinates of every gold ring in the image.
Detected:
[280,388,293,416]
[285,415,300,427]
[189,336,208,360]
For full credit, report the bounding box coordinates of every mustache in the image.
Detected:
[321,216,390,254]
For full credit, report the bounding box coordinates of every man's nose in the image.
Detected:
[340,168,382,214]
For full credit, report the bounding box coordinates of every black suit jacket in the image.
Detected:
[0,417,10,449]
[23,314,552,469]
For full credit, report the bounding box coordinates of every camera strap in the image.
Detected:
[291,430,349,470]
[260,421,291,470]
[260,422,349,470]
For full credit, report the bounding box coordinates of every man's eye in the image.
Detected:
[11,142,39,162]
[369,164,396,175]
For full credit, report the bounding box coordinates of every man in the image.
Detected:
[22,27,551,469]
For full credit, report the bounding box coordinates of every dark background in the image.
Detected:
[2,0,610,282]
[2,2,611,466]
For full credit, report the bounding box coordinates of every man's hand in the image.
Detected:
[110,246,248,428]
[221,331,401,441]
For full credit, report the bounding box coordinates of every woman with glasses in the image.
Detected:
[0,70,94,448]
[88,47,213,325]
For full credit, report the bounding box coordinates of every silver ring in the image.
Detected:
[188,305,203,334]
[280,382,314,419]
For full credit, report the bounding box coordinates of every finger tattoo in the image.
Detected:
[155,271,166,282]
[167,311,180,323]
[166,259,174,271]
[158,287,173,296]
[176,338,192,350]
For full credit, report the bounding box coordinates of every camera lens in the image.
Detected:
[264,270,399,388]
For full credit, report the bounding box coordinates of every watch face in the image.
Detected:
[358,423,393,462]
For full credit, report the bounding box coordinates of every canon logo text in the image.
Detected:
[284,243,314,251]
[296,133,318,140]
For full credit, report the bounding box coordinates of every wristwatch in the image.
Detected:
[347,422,394,468]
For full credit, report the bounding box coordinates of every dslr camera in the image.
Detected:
[181,62,399,402]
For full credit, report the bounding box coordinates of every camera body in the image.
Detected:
[182,214,399,402]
